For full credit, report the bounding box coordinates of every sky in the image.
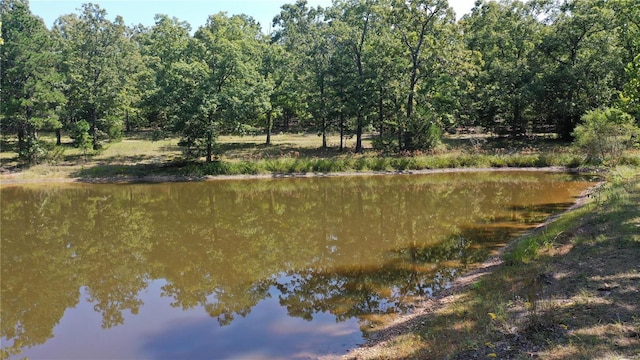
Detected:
[30,0,477,33]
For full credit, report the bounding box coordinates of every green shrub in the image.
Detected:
[354,157,370,171]
[370,157,392,171]
[371,135,398,153]
[201,161,231,175]
[234,161,258,175]
[393,157,416,170]
[69,120,92,150]
[313,158,344,173]
[17,135,48,164]
[405,120,442,151]
[262,159,285,173]
[572,107,640,165]
[288,159,311,173]
[45,144,66,165]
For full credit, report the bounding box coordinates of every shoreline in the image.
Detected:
[0,166,597,186]
[341,178,606,359]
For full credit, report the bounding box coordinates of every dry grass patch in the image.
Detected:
[1,131,594,182]
[1,132,185,182]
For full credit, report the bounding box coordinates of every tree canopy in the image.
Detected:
[1,0,638,162]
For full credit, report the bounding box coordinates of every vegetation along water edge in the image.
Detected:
[2,0,639,357]
[1,131,638,184]
[344,167,640,359]
[1,130,639,359]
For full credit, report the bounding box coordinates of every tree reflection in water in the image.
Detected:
[0,172,595,358]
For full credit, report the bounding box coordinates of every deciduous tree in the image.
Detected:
[463,0,541,136]
[54,4,135,149]
[1,0,64,162]
[389,0,456,150]
[536,0,623,139]
[183,13,268,162]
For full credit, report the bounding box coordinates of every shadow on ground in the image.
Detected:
[219,142,355,160]
[349,175,640,359]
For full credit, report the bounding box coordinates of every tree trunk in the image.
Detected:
[125,109,130,132]
[56,128,62,145]
[339,112,345,151]
[17,125,25,155]
[355,113,364,153]
[322,117,327,149]
[558,90,577,140]
[401,67,418,151]
[206,134,213,163]
[207,111,214,162]
[512,98,521,138]
[353,17,368,154]
[407,90,415,120]
[284,112,290,132]
[266,110,272,145]
[378,87,384,138]
[18,107,32,157]
[91,108,99,150]
[320,79,327,149]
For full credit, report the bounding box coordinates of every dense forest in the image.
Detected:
[1,0,639,163]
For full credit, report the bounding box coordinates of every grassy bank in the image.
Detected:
[350,167,640,359]
[5,131,639,182]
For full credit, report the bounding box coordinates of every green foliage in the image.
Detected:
[17,135,47,164]
[146,13,269,162]
[572,107,640,165]
[45,144,66,165]
[390,0,460,151]
[371,135,399,153]
[54,4,136,150]
[3,0,639,159]
[177,137,207,160]
[1,0,65,164]
[70,120,92,150]
[405,120,442,151]
[536,0,623,139]
[197,161,232,175]
[169,148,588,177]
[619,54,640,120]
[463,0,541,136]
[105,117,124,141]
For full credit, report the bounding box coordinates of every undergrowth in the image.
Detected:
[183,152,587,177]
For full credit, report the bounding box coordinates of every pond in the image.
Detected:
[1,171,596,359]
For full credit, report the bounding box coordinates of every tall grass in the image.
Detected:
[0,131,610,180]
[185,152,587,176]
[504,166,636,265]
[504,207,586,265]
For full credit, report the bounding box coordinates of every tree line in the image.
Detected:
[1,0,639,163]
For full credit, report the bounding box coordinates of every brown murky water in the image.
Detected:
[0,171,596,359]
